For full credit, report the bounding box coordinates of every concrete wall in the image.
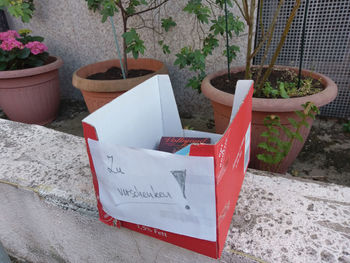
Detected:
[0,183,256,263]
[1,119,350,262]
[7,0,248,116]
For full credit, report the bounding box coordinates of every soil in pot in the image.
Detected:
[73,58,168,113]
[87,67,154,80]
[210,68,325,97]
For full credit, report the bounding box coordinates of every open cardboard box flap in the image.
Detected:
[83,75,253,258]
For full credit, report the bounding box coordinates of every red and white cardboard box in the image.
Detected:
[82,75,253,259]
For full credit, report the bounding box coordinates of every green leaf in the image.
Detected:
[86,0,101,11]
[210,13,244,37]
[161,44,170,54]
[262,82,279,98]
[30,36,44,42]
[257,153,277,165]
[122,29,145,59]
[268,136,281,144]
[294,132,304,142]
[174,47,205,72]
[186,76,202,92]
[279,82,289,98]
[343,122,350,133]
[281,125,293,138]
[174,46,192,68]
[300,120,309,128]
[223,45,240,64]
[295,110,304,119]
[161,17,176,32]
[17,48,30,59]
[0,62,7,71]
[162,46,170,54]
[214,0,233,8]
[202,34,218,56]
[309,114,316,120]
[258,142,269,150]
[274,152,285,163]
[270,127,279,135]
[100,0,118,23]
[257,154,269,163]
[288,118,298,129]
[0,0,7,7]
[183,0,210,24]
[260,131,270,138]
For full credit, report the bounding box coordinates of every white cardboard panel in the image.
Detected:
[88,139,217,241]
[230,80,254,124]
[158,75,184,137]
[84,77,164,149]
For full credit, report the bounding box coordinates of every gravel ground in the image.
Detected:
[289,116,350,187]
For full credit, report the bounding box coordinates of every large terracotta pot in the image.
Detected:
[0,56,63,125]
[72,58,168,113]
[202,66,338,174]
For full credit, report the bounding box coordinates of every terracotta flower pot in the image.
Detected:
[0,56,63,125]
[72,58,168,113]
[201,66,338,174]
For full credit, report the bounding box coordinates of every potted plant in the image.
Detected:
[72,0,176,113]
[0,1,63,125]
[177,0,338,173]
[0,29,63,124]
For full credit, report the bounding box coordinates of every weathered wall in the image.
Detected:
[7,0,248,116]
[0,184,224,263]
[1,119,350,262]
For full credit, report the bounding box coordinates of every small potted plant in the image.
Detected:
[72,0,176,113]
[0,29,63,124]
[0,0,63,125]
[177,0,338,173]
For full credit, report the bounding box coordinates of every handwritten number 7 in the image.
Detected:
[107,155,125,175]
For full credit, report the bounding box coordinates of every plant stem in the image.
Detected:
[233,0,247,21]
[224,0,231,80]
[251,0,284,59]
[298,0,309,89]
[109,16,126,80]
[257,0,301,90]
[130,0,169,17]
[276,113,305,172]
[244,0,256,79]
[255,0,284,88]
[245,20,253,79]
[116,0,128,75]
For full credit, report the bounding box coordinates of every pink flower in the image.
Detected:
[25,41,48,55]
[0,30,20,41]
[0,38,24,51]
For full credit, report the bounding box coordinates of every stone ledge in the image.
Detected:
[0,119,349,263]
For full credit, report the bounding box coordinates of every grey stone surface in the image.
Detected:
[6,0,249,117]
[0,119,257,262]
[0,183,256,263]
[1,119,349,262]
[0,119,97,216]
[227,170,350,263]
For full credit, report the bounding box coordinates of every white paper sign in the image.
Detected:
[88,139,217,241]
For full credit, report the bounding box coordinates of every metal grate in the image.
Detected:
[254,0,350,118]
